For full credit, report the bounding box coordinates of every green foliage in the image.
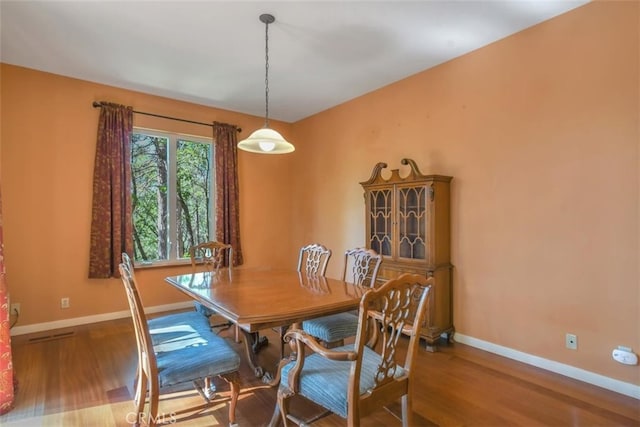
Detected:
[176,139,212,258]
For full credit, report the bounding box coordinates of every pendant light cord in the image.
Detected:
[237,14,294,154]
[264,18,270,128]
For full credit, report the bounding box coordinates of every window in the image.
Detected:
[131,128,214,264]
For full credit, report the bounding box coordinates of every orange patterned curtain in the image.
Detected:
[0,184,15,414]
[214,123,243,266]
[89,103,134,278]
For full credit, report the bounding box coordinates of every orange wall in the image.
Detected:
[0,64,296,323]
[290,1,639,385]
[0,1,637,387]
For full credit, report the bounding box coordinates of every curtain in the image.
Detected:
[88,103,134,278]
[0,184,15,415]
[214,123,243,266]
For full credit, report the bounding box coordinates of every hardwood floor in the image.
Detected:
[1,314,638,426]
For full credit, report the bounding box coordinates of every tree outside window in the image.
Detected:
[131,129,214,263]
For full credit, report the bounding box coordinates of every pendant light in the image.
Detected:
[237,14,295,154]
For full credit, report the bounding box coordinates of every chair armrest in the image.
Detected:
[283,328,357,393]
[284,328,357,361]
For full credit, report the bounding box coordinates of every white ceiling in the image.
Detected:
[1,1,587,123]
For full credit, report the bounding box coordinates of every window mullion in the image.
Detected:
[168,136,178,261]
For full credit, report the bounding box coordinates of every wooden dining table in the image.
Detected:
[164,268,368,383]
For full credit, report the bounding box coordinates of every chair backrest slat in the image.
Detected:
[342,247,382,287]
[189,241,233,271]
[297,243,332,276]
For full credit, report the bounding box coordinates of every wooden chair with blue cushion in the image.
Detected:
[123,252,220,399]
[302,247,382,348]
[272,273,432,426]
[188,242,243,341]
[119,262,241,426]
[189,241,234,273]
[275,243,333,358]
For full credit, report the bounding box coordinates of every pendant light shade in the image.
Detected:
[238,14,295,154]
[237,127,294,154]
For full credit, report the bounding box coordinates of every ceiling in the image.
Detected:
[1,1,587,123]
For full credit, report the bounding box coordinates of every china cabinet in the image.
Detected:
[360,158,453,349]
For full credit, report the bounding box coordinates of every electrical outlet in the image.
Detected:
[566,333,578,350]
[10,303,20,316]
[61,297,70,309]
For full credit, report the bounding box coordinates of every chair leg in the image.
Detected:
[221,372,240,427]
[401,394,412,427]
[277,387,292,426]
[268,401,282,427]
[133,369,146,424]
[147,375,160,427]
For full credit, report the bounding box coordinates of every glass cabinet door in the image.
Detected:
[397,185,427,261]
[367,189,392,256]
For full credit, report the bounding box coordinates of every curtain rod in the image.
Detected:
[92,101,241,132]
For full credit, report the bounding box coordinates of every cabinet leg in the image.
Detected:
[447,330,455,343]
[425,342,438,352]
[424,331,455,352]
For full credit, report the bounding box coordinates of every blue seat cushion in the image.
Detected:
[280,344,406,418]
[148,311,211,346]
[147,311,240,388]
[302,312,359,343]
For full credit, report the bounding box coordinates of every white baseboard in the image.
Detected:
[9,301,194,337]
[454,333,640,400]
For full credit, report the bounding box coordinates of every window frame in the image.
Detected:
[131,127,215,267]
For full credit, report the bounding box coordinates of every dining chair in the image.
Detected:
[122,252,223,400]
[275,243,334,359]
[119,262,241,427]
[189,242,240,339]
[272,273,432,426]
[302,247,382,348]
[189,241,234,273]
[297,243,332,276]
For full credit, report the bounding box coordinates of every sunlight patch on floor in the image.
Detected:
[1,389,234,427]
[0,402,118,426]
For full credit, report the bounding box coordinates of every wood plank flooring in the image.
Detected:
[1,314,638,426]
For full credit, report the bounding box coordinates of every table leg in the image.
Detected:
[264,322,301,387]
[252,331,269,354]
[239,329,275,383]
[240,328,296,386]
